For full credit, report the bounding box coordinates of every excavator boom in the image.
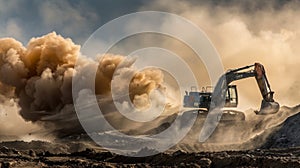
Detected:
[211,62,279,115]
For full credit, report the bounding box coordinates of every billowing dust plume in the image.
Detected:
[142,0,300,110]
[0,32,165,136]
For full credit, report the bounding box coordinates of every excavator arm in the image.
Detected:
[211,63,279,115]
[253,63,280,114]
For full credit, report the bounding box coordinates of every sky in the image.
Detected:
[0,0,148,44]
[0,0,293,44]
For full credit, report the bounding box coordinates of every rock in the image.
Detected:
[190,162,201,168]
[220,151,229,157]
[44,151,51,156]
[0,146,20,155]
[179,162,185,167]
[1,161,16,168]
[1,162,9,168]
[198,158,212,168]
[0,146,9,153]
[173,150,187,157]
[29,149,36,157]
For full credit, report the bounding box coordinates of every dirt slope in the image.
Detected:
[1,105,300,167]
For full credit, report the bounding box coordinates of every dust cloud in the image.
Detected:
[0,32,167,137]
[135,0,300,151]
[142,0,300,111]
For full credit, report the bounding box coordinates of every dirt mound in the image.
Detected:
[1,105,300,167]
[262,105,300,148]
[0,140,101,154]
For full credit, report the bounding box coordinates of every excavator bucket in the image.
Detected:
[255,100,280,115]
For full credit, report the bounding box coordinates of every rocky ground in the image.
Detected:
[1,141,300,168]
[1,105,300,167]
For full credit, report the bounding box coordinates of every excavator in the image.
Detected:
[183,63,280,120]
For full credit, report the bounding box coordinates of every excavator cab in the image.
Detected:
[225,85,238,108]
[184,85,238,110]
[183,86,212,109]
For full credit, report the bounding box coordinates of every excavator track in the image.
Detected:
[181,108,246,122]
[221,110,246,121]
